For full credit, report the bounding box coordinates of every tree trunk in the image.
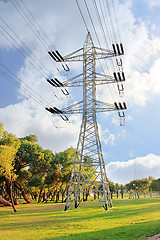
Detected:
[15,181,31,203]
[116,190,118,198]
[14,198,18,205]
[83,191,85,201]
[38,185,45,203]
[6,177,17,212]
[111,192,113,199]
[85,189,89,201]
[51,191,56,201]
[62,191,65,203]
[121,190,123,199]
[0,195,12,206]
[56,192,59,203]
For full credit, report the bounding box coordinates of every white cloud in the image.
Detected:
[1,0,160,157]
[112,115,119,126]
[126,36,160,106]
[0,98,81,152]
[106,154,160,184]
[116,1,160,106]
[94,0,160,107]
[146,0,160,7]
[98,126,116,146]
[0,0,85,152]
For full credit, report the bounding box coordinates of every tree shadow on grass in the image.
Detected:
[46,219,160,240]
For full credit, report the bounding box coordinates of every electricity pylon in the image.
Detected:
[46,32,126,211]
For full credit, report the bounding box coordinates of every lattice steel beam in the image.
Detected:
[46,32,126,211]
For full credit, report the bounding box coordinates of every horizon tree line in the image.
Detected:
[0,122,159,212]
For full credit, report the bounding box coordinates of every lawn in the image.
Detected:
[0,197,160,240]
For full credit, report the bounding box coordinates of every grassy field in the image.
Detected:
[0,197,160,240]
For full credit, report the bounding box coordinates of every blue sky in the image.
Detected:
[0,0,160,184]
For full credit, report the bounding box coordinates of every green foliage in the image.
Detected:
[0,131,20,150]
[0,145,17,180]
[16,140,45,174]
[20,134,38,143]
[0,122,4,138]
[125,179,149,193]
[115,182,120,190]
[150,178,160,192]
[0,129,20,180]
[53,147,75,182]
[0,122,155,207]
[28,175,43,187]
[108,179,116,192]
[16,169,31,184]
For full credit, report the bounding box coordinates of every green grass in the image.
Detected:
[0,197,160,240]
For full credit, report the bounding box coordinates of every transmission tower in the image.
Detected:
[46,32,126,211]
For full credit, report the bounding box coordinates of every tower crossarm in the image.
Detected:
[61,72,125,88]
[60,47,122,61]
[94,72,125,85]
[52,43,124,63]
[46,100,127,116]
[62,73,83,87]
[61,101,83,114]
[63,48,84,62]
[95,100,116,112]
[94,47,123,60]
[95,100,127,113]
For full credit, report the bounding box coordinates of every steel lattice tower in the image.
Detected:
[46,32,126,211]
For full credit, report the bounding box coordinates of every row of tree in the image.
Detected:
[0,122,159,212]
[0,122,76,212]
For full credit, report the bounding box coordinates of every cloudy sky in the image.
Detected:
[0,0,160,184]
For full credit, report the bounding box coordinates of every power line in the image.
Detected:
[19,0,57,51]
[74,0,126,126]
[111,0,121,41]
[11,0,74,98]
[92,0,110,48]
[75,0,89,32]
[11,0,72,77]
[0,63,51,107]
[91,0,124,101]
[0,64,65,128]
[97,0,112,46]
[0,26,48,77]
[0,21,70,100]
[82,0,119,103]
[10,0,49,52]
[0,69,45,107]
[0,17,53,76]
[104,0,118,43]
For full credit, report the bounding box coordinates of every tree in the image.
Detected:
[19,135,38,143]
[48,147,75,203]
[108,180,115,199]
[36,149,55,203]
[0,128,20,212]
[120,185,124,199]
[115,183,120,198]
[0,122,4,138]
[15,137,46,203]
[0,145,18,212]
[125,179,150,198]
[149,178,160,193]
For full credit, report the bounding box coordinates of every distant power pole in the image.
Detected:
[46,32,126,211]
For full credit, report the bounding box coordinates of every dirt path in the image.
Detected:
[146,233,160,240]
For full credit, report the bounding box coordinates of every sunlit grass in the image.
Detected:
[0,197,160,240]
